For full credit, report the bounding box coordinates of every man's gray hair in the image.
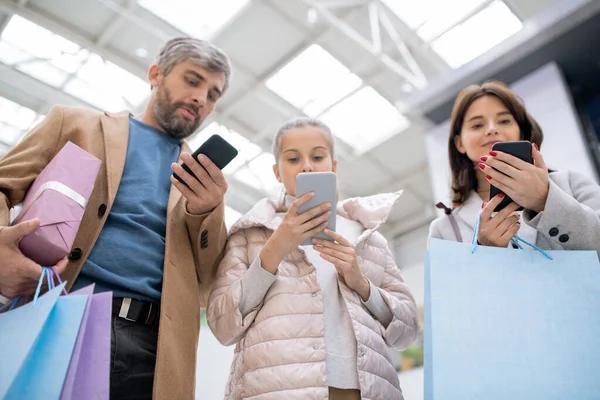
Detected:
[155,37,232,94]
[272,117,336,162]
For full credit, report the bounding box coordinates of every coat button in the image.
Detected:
[312,292,317,297]
[98,204,107,217]
[69,248,83,261]
[559,234,569,243]
[549,227,559,237]
[313,344,319,350]
[200,230,208,249]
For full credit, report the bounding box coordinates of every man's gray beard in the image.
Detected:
[153,85,202,140]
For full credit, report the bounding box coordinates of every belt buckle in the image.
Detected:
[118,298,136,322]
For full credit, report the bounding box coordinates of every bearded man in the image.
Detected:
[0,37,232,400]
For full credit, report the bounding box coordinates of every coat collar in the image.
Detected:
[99,111,190,215]
[453,191,484,230]
[230,190,404,245]
[99,111,129,209]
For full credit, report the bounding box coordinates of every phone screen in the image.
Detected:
[296,172,337,245]
[489,140,533,212]
[173,135,238,185]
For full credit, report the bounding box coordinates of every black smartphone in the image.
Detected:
[489,140,533,212]
[173,134,238,185]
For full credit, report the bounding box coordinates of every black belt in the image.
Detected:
[112,298,160,327]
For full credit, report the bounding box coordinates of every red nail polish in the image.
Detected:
[498,193,505,199]
[478,163,485,170]
[533,143,538,151]
[486,175,492,180]
[482,201,486,209]
[480,156,488,162]
[489,151,497,157]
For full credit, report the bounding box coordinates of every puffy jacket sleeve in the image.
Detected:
[364,232,420,350]
[207,228,272,346]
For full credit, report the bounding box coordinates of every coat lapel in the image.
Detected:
[100,111,130,206]
[167,141,190,216]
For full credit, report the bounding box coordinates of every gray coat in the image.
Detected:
[429,170,600,254]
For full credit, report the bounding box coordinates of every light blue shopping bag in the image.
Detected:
[425,238,600,400]
[0,276,89,400]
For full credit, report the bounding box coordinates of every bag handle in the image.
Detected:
[436,202,463,242]
[0,266,68,313]
[471,209,553,260]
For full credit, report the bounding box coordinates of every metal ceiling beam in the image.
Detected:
[214,0,365,123]
[0,62,92,111]
[95,0,137,47]
[301,0,428,89]
[0,12,10,34]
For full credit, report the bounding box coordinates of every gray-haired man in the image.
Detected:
[0,37,232,399]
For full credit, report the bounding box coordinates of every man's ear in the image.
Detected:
[148,64,162,89]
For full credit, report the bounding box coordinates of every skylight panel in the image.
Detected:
[0,97,41,146]
[265,44,362,117]
[0,16,148,111]
[319,86,410,153]
[430,1,522,68]
[138,0,250,38]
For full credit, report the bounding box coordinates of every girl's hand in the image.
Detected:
[478,194,521,248]
[313,229,370,301]
[260,193,331,274]
[479,145,549,213]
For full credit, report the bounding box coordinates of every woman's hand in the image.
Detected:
[479,144,549,213]
[478,194,521,248]
[313,229,371,301]
[260,193,331,274]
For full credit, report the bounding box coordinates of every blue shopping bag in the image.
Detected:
[425,238,600,400]
[0,280,89,399]
[423,252,433,400]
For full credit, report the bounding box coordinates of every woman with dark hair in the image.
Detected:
[429,81,600,252]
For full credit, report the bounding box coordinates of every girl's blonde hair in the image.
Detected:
[272,117,335,163]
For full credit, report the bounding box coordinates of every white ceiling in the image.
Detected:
[0,0,565,232]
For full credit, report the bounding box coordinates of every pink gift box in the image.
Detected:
[13,142,101,266]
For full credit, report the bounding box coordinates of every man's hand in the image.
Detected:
[170,153,228,215]
[0,219,69,298]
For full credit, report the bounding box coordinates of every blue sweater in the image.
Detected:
[72,117,181,302]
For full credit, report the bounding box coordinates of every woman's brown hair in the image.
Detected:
[448,81,544,207]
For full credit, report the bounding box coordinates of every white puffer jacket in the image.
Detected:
[207,191,419,399]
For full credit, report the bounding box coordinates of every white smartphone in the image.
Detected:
[295,171,337,246]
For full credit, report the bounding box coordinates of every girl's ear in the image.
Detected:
[454,134,466,154]
[273,164,281,182]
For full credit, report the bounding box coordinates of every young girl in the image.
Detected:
[207,118,419,399]
[429,81,600,252]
